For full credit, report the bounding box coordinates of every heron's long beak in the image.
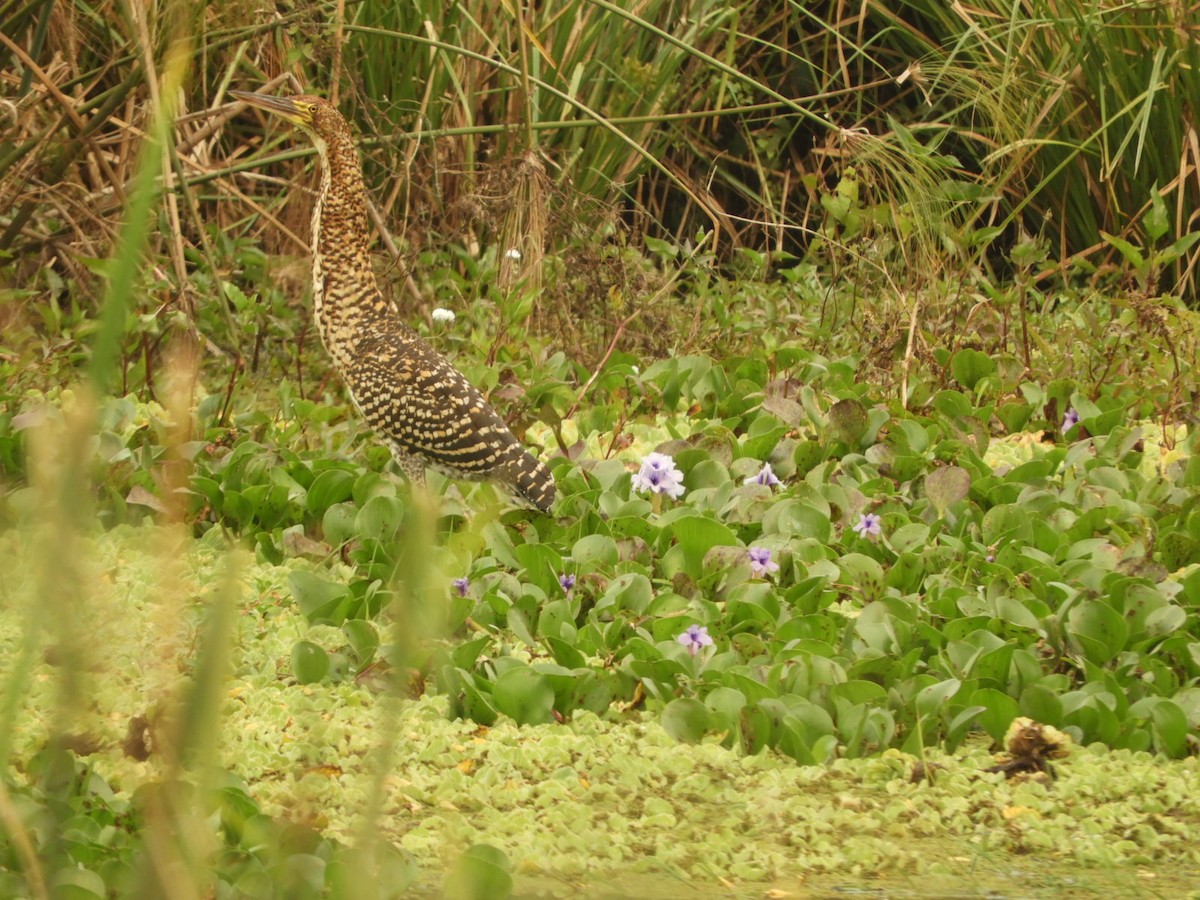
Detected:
[230,91,304,123]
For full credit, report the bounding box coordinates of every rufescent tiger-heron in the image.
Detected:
[229,91,555,513]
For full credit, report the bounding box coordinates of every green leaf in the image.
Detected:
[661,515,738,580]
[827,398,869,446]
[1134,698,1189,758]
[458,671,499,726]
[342,620,379,665]
[306,468,356,516]
[761,500,831,541]
[444,844,513,900]
[597,573,653,614]
[925,465,970,515]
[50,867,107,899]
[572,533,618,569]
[1019,684,1064,725]
[704,687,747,726]
[950,349,995,390]
[1066,599,1129,664]
[996,401,1033,434]
[837,553,886,602]
[972,688,1019,744]
[661,698,710,743]
[1144,188,1169,243]
[1100,231,1145,269]
[321,502,358,546]
[982,504,1034,545]
[451,637,490,670]
[492,666,555,725]
[354,494,405,542]
[915,678,962,718]
[288,571,352,624]
[291,641,329,684]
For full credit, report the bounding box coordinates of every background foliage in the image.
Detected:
[2,0,1199,382]
[2,0,1200,896]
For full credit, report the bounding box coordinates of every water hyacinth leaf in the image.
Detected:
[572,533,618,569]
[291,641,329,684]
[970,688,1019,743]
[931,389,973,419]
[885,552,925,593]
[827,398,869,447]
[662,515,738,580]
[761,500,831,541]
[597,572,653,614]
[341,619,379,665]
[1143,604,1187,638]
[915,678,962,718]
[321,501,358,546]
[971,645,1016,688]
[492,666,555,725]
[661,698,710,743]
[892,418,930,454]
[328,845,416,898]
[925,465,970,515]
[354,494,405,542]
[741,424,789,460]
[793,439,825,475]
[950,348,996,390]
[288,571,351,624]
[762,394,805,427]
[305,468,356,516]
[574,671,614,713]
[1066,599,1129,664]
[1063,694,1122,746]
[982,504,1035,545]
[995,401,1033,434]
[1019,684,1064,725]
[829,680,887,705]
[514,543,563,591]
[704,686,748,725]
[947,705,988,748]
[544,636,586,669]
[531,663,578,708]
[50,868,107,898]
[537,599,577,642]
[444,844,513,900]
[458,672,499,726]
[837,553,885,602]
[451,636,490,670]
[888,522,930,553]
[1128,698,1189,758]
[507,605,538,647]
[607,515,661,543]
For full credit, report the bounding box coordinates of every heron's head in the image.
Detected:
[230,91,344,141]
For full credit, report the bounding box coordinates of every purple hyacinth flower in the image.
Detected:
[744,462,782,488]
[631,452,685,499]
[747,546,779,577]
[677,624,714,657]
[1062,408,1080,434]
[852,513,882,539]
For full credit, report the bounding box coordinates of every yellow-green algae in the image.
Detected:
[1,525,1198,891]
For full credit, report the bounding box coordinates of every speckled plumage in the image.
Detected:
[233,92,555,512]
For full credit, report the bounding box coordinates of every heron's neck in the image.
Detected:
[311,129,392,359]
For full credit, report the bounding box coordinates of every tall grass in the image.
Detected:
[4,0,1196,378]
[870,0,1200,295]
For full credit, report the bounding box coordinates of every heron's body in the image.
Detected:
[231,91,555,512]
